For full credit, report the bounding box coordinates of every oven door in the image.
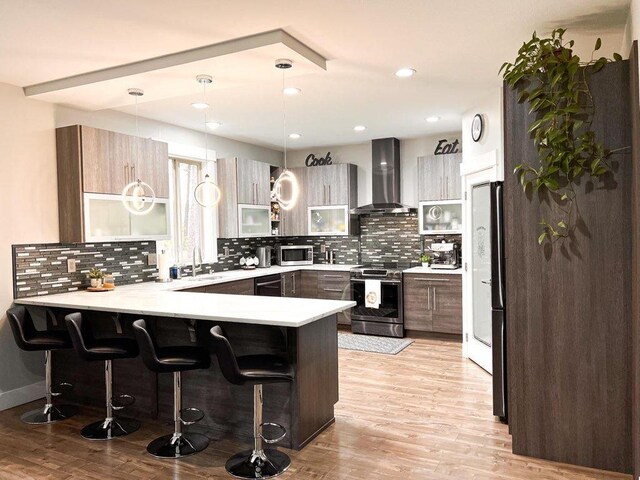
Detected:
[351,280,403,323]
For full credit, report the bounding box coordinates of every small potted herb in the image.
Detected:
[420,254,432,268]
[88,267,104,288]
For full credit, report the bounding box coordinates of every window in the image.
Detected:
[169,157,217,265]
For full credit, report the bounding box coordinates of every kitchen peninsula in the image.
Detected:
[15,277,355,450]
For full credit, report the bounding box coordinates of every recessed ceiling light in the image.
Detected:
[191,102,209,110]
[289,133,301,139]
[353,125,366,132]
[395,68,416,78]
[206,122,222,129]
[283,87,302,96]
[426,116,440,123]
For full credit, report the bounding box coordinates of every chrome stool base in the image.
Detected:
[21,404,77,425]
[147,432,210,458]
[81,417,140,441]
[226,448,291,479]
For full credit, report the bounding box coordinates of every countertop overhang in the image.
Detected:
[14,264,358,328]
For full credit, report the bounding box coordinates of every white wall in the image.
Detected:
[287,133,461,207]
[623,0,640,104]
[0,83,58,409]
[461,88,503,168]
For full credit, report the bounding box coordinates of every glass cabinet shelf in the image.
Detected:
[308,205,349,236]
[419,200,463,235]
[238,204,272,238]
[84,193,171,242]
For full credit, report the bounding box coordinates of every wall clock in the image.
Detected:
[471,114,483,142]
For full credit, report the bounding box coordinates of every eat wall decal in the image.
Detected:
[434,139,460,155]
[305,152,333,167]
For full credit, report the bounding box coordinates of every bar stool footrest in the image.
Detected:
[259,422,287,444]
[111,394,135,411]
[179,407,205,426]
[50,382,73,397]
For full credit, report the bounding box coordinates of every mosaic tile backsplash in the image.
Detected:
[12,215,460,296]
[12,241,157,299]
[359,214,422,264]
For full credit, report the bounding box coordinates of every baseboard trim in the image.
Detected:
[0,381,44,411]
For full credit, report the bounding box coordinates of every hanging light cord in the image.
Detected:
[282,69,287,169]
[203,80,208,165]
[134,93,139,178]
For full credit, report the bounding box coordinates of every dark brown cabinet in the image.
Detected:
[300,271,318,298]
[403,273,462,334]
[281,271,302,297]
[316,272,351,325]
[182,278,254,296]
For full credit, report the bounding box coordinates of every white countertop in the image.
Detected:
[14,264,359,328]
[403,266,463,275]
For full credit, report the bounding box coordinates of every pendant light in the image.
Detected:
[193,75,222,208]
[121,88,156,215]
[272,59,299,211]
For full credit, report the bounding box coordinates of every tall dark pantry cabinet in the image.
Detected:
[503,44,640,476]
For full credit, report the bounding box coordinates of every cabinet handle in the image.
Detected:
[323,288,343,292]
[323,274,343,279]
[433,287,437,310]
[131,165,136,181]
[445,176,448,198]
[413,277,451,282]
[124,164,129,184]
[282,275,286,296]
[328,185,331,204]
[293,275,296,294]
[427,287,431,311]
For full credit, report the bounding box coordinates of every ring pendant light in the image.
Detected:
[193,75,222,208]
[272,59,299,211]
[121,88,156,215]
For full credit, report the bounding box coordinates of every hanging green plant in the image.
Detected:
[500,28,623,245]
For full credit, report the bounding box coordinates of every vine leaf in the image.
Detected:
[500,28,621,246]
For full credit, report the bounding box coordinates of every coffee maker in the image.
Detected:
[428,241,461,269]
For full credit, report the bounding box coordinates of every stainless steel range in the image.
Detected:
[350,263,413,338]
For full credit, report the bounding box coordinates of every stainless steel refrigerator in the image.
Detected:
[490,182,507,423]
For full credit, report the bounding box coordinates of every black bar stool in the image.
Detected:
[132,319,211,458]
[6,306,76,424]
[210,325,294,479]
[65,312,140,440]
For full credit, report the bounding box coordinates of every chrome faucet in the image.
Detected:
[192,247,202,277]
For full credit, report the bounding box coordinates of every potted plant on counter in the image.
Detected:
[88,267,104,288]
[420,254,432,268]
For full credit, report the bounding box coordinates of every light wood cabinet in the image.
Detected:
[237,158,271,205]
[56,125,170,243]
[418,153,462,201]
[279,167,308,237]
[403,273,462,334]
[307,164,356,207]
[217,157,273,238]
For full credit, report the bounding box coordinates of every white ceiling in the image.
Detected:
[0,0,631,150]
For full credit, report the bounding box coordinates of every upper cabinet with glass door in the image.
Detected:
[55,125,170,243]
[303,163,358,236]
[217,157,273,238]
[419,200,462,235]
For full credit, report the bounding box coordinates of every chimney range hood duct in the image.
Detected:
[350,137,416,215]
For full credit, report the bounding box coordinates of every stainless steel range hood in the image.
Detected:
[350,137,416,215]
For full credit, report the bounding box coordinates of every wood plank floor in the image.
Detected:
[0,336,630,479]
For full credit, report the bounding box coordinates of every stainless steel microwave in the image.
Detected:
[276,245,314,266]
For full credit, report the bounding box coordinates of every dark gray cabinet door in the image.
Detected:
[236,158,270,205]
[442,154,462,200]
[307,164,351,206]
[403,274,433,331]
